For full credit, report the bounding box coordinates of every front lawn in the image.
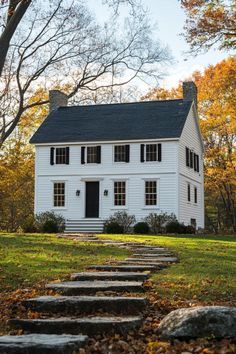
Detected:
[98,234,236,304]
[0,233,128,292]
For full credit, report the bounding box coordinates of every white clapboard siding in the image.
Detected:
[178,105,204,228]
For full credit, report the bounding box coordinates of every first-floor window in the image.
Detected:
[114,181,126,206]
[145,181,157,206]
[187,183,191,202]
[194,187,198,204]
[54,182,65,207]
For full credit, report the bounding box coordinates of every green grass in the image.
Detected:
[0,233,129,292]
[98,234,236,303]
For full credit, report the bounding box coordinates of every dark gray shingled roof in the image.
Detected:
[30,99,192,144]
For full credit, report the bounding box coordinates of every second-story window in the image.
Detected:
[194,187,198,204]
[114,145,130,163]
[141,143,162,162]
[50,147,69,165]
[81,146,101,164]
[187,183,191,202]
[114,181,126,206]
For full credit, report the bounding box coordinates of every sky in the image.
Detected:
[88,0,230,90]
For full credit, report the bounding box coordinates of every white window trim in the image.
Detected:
[86,145,99,164]
[51,180,68,210]
[142,178,160,209]
[111,180,128,209]
[55,147,67,165]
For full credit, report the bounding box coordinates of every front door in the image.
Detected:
[85,182,99,218]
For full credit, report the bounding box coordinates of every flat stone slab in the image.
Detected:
[0,334,88,354]
[126,257,177,263]
[46,280,144,295]
[132,253,172,257]
[10,316,142,335]
[119,261,167,269]
[88,265,156,272]
[23,295,148,315]
[71,271,149,281]
[158,306,236,339]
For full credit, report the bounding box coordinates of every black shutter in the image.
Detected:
[158,143,162,162]
[50,147,55,165]
[140,144,145,162]
[96,146,101,164]
[81,147,85,164]
[66,147,70,165]
[190,150,193,168]
[193,153,197,171]
[125,145,130,163]
[196,155,200,172]
[186,147,189,167]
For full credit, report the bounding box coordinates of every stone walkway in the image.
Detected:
[0,234,177,353]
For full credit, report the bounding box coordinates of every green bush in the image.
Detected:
[133,222,150,234]
[35,211,65,233]
[103,221,124,234]
[166,221,196,234]
[21,215,37,233]
[104,211,136,234]
[145,212,177,234]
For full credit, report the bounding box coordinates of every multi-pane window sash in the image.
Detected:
[145,181,157,206]
[55,148,67,164]
[87,146,98,163]
[54,182,65,207]
[114,181,126,206]
[114,145,126,162]
[146,144,157,161]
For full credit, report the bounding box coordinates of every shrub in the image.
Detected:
[103,221,124,234]
[166,221,196,234]
[133,222,150,234]
[104,211,136,234]
[35,211,65,233]
[21,215,37,233]
[145,212,177,234]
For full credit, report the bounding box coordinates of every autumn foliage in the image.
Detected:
[181,0,236,52]
[143,57,236,233]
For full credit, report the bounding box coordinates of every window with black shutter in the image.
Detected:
[141,144,162,162]
[50,147,69,165]
[96,146,101,164]
[196,155,200,172]
[114,145,128,162]
[158,143,162,162]
[140,144,145,162]
[189,150,193,168]
[85,146,101,164]
[194,187,197,204]
[186,147,190,167]
[194,153,197,171]
[187,183,191,202]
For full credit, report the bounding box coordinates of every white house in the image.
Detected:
[30,82,204,233]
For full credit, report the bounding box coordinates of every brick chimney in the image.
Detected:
[183,81,198,109]
[49,90,68,112]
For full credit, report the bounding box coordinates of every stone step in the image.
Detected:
[46,280,144,295]
[125,257,177,263]
[132,253,172,257]
[71,271,149,281]
[88,265,156,272]
[0,334,88,354]
[10,316,142,335]
[23,295,148,315]
[130,247,167,252]
[119,261,167,269]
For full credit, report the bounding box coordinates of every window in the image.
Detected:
[54,182,65,207]
[185,146,199,172]
[145,181,157,206]
[187,183,191,202]
[114,181,126,206]
[83,146,101,164]
[191,218,196,229]
[50,147,69,165]
[114,145,129,162]
[141,144,162,162]
[189,150,193,168]
[186,147,190,167]
[194,187,197,203]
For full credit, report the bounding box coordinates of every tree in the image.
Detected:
[143,57,236,232]
[0,0,170,147]
[181,0,236,52]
